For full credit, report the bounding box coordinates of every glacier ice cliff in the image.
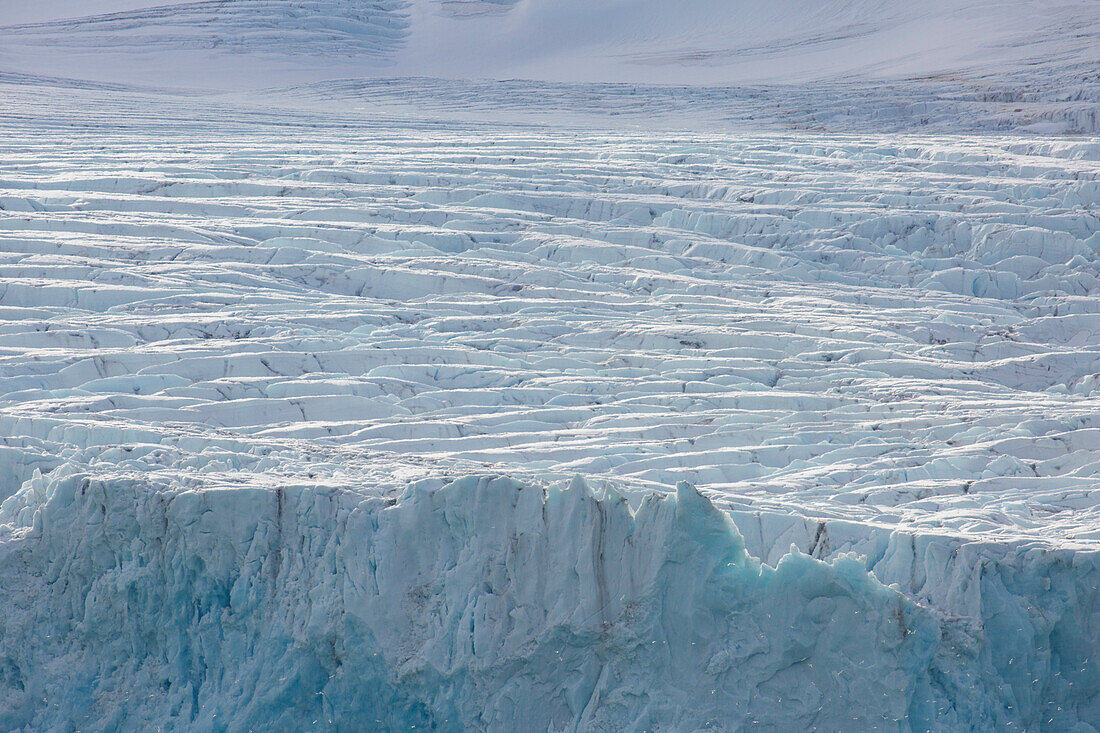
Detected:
[0,109,1099,730]
[2,470,1097,731]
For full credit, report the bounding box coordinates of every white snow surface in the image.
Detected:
[0,78,1099,729]
[1,0,1098,87]
[0,0,1097,133]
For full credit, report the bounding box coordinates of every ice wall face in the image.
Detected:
[0,471,949,730]
[2,469,1098,731]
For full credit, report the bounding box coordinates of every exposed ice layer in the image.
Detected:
[1,471,1097,731]
[0,0,410,57]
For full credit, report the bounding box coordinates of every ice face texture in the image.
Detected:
[3,471,1095,731]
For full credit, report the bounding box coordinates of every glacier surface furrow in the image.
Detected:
[0,82,1098,730]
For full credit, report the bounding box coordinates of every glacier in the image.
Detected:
[3,470,1099,731]
[0,89,1098,729]
[1,0,1100,729]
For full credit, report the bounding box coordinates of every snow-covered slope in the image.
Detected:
[393,0,1100,85]
[0,0,1097,89]
[1,0,1095,134]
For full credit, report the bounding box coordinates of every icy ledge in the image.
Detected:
[1,472,1097,731]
